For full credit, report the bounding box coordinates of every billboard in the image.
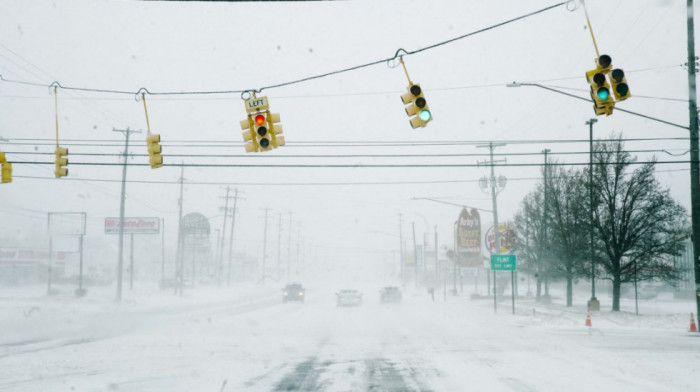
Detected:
[456,208,481,266]
[0,248,68,265]
[105,217,160,235]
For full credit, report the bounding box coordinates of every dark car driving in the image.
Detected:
[379,286,402,304]
[283,283,305,302]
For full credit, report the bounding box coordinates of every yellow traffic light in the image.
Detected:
[147,133,163,169]
[268,112,285,148]
[1,152,11,184]
[585,55,615,116]
[54,146,68,178]
[610,68,630,101]
[240,116,258,153]
[401,84,432,128]
[253,113,271,151]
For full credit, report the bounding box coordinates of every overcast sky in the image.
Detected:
[0,0,693,279]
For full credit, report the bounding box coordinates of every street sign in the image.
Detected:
[490,254,516,271]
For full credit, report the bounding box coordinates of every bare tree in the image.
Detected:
[513,184,547,301]
[545,164,589,306]
[590,136,690,311]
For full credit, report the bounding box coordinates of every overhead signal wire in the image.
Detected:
[11,160,689,168]
[12,167,690,187]
[0,136,689,147]
[1,148,688,159]
[0,2,567,97]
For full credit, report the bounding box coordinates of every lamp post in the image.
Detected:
[586,118,600,311]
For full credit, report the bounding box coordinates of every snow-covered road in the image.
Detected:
[1,284,698,392]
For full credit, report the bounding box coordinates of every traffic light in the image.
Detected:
[253,113,271,151]
[54,146,68,178]
[0,152,11,184]
[146,133,163,169]
[240,115,258,153]
[267,112,285,148]
[585,55,614,116]
[610,68,630,101]
[401,83,432,128]
[240,111,285,152]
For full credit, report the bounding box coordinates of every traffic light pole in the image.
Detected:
[686,0,700,331]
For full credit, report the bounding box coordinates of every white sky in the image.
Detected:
[0,0,694,278]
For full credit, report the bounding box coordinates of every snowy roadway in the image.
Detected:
[1,284,699,392]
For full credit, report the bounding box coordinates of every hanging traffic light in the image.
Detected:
[240,95,284,153]
[401,84,432,128]
[586,55,614,116]
[267,112,285,148]
[146,133,163,169]
[253,113,271,151]
[610,68,630,101]
[54,146,68,178]
[0,152,11,184]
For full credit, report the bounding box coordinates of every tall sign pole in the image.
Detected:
[687,0,700,329]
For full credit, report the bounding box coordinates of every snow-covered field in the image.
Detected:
[1,282,699,392]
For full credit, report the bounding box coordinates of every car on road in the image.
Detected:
[336,289,363,307]
[282,283,305,302]
[379,286,402,304]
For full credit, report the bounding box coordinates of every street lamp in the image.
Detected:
[586,118,600,311]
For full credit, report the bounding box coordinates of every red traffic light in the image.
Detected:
[255,114,266,125]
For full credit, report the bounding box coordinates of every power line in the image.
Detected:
[12,160,690,168]
[1,136,689,146]
[1,148,688,159]
[12,167,690,186]
[0,2,567,97]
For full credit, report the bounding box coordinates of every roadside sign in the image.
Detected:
[105,217,160,234]
[490,254,516,271]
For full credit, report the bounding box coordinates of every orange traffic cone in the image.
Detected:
[690,313,697,332]
[585,307,592,327]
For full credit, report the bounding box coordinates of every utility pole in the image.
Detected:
[477,142,506,313]
[277,213,283,281]
[219,186,231,285]
[161,217,165,283]
[261,208,269,283]
[542,149,551,303]
[227,188,239,286]
[113,127,141,302]
[399,214,404,286]
[412,221,418,287]
[686,0,700,331]
[175,164,185,296]
[287,212,293,282]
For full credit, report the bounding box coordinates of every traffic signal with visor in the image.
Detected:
[0,152,10,184]
[54,146,68,178]
[610,68,630,101]
[401,84,432,128]
[147,134,163,169]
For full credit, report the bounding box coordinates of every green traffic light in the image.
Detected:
[596,88,610,101]
[419,109,431,122]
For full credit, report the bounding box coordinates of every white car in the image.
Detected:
[336,289,363,307]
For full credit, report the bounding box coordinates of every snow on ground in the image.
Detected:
[1,281,699,392]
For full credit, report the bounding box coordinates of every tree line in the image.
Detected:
[512,135,690,311]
